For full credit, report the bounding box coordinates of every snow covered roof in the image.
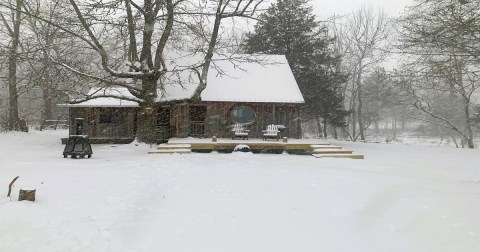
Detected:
[67,88,140,107]
[201,55,303,103]
[67,54,304,107]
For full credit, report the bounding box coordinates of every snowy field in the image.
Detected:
[2,130,480,252]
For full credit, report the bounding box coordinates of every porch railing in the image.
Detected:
[190,121,205,137]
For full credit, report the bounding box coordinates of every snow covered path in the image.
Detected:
[1,130,480,252]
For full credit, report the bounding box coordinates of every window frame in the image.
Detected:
[230,105,257,124]
[99,112,125,124]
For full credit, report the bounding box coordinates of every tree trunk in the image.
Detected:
[349,83,357,141]
[451,136,459,148]
[42,85,53,121]
[464,137,474,149]
[323,118,328,138]
[456,59,475,149]
[136,76,158,143]
[333,127,338,139]
[136,106,157,143]
[351,106,356,141]
[7,0,22,131]
[374,120,379,134]
[357,78,365,141]
[392,115,397,140]
[40,81,53,131]
[463,101,474,149]
[315,117,323,138]
[42,32,54,122]
[41,68,53,124]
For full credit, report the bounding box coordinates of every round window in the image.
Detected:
[230,106,256,124]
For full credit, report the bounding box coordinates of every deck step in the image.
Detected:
[157,144,191,149]
[311,149,353,154]
[313,154,364,159]
[149,148,192,154]
[149,143,192,154]
[312,145,342,150]
[310,144,331,148]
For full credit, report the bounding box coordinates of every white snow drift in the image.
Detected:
[1,130,480,252]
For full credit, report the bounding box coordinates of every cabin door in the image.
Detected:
[157,107,171,142]
[74,118,85,135]
[189,105,207,137]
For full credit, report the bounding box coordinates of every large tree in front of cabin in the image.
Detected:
[4,0,264,143]
[75,0,265,143]
[244,0,347,138]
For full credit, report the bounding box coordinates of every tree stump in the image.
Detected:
[18,189,36,202]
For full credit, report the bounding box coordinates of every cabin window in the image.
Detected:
[230,106,256,124]
[189,106,207,122]
[99,113,124,124]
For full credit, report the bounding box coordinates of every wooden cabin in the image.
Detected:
[65,55,304,143]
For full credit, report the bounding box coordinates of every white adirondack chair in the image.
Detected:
[232,123,249,140]
[263,124,280,141]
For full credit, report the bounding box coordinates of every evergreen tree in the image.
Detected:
[244,0,347,137]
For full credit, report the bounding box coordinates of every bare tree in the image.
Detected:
[395,59,479,148]
[396,0,480,148]
[1,0,265,142]
[23,0,91,128]
[363,68,413,139]
[338,6,389,141]
[400,0,480,60]
[0,0,23,131]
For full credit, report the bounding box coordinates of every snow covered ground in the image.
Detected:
[1,130,480,252]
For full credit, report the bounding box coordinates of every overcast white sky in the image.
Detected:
[311,0,416,18]
[308,0,418,69]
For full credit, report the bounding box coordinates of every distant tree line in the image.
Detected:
[394,0,480,148]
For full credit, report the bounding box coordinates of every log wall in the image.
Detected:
[69,107,137,139]
[68,102,302,141]
[176,102,302,139]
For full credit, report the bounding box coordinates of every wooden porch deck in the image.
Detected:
[148,138,365,159]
